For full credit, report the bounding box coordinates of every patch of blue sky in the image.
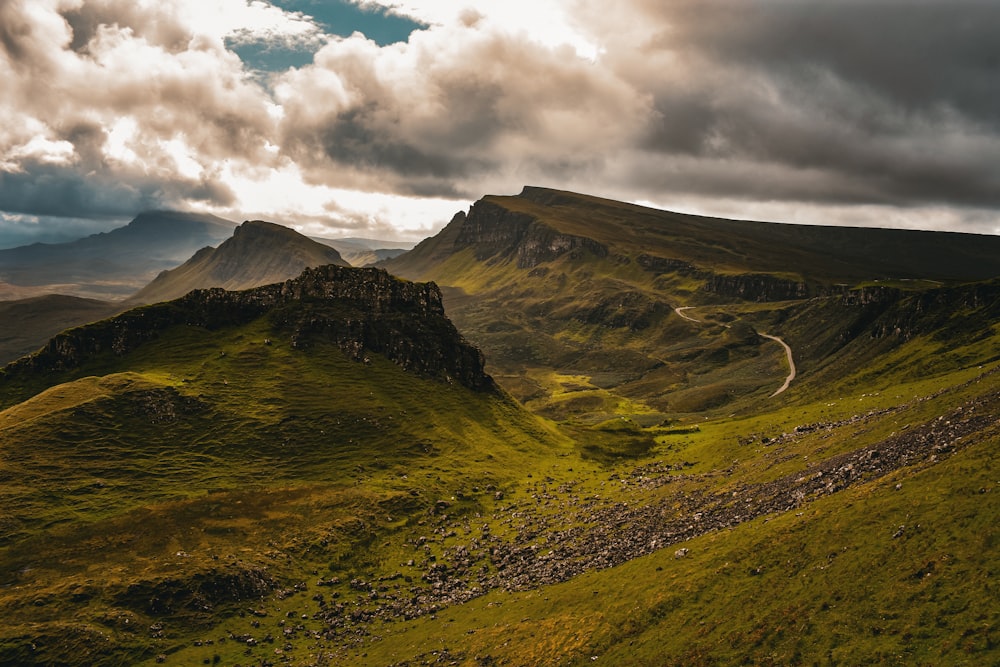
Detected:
[228,0,427,73]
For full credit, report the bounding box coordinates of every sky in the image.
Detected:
[1,0,998,247]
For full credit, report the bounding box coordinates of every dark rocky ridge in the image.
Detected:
[2,265,493,392]
[850,279,1000,343]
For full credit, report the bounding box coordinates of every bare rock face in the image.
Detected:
[455,200,608,269]
[703,273,812,302]
[3,265,494,392]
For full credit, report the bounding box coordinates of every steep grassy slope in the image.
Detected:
[0,267,572,666]
[127,220,348,305]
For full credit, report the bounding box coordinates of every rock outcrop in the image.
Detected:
[703,273,813,302]
[3,265,493,391]
[454,199,608,269]
[826,279,1000,343]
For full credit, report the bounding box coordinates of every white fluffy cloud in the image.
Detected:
[2,0,999,245]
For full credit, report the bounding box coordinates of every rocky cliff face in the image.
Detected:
[832,280,1000,344]
[454,200,608,268]
[703,273,813,302]
[4,265,493,391]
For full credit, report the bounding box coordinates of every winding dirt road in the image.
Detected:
[758,332,796,396]
[674,306,701,323]
[674,305,796,396]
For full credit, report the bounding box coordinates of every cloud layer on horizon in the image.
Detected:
[1,0,998,244]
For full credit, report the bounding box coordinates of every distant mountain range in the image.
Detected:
[0,211,235,300]
[312,236,414,266]
[0,215,415,363]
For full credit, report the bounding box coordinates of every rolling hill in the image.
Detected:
[0,211,235,300]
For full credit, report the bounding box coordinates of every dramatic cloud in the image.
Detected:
[2,0,999,247]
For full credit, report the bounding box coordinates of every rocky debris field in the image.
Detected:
[292,379,999,654]
[164,369,998,666]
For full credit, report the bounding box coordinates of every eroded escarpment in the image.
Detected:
[455,199,608,269]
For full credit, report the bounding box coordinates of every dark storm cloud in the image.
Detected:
[620,0,1000,209]
[320,105,492,180]
[658,2,1000,125]
[0,160,236,220]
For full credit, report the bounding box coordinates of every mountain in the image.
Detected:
[312,236,415,267]
[388,186,1000,284]
[0,294,116,365]
[0,211,235,300]
[126,220,349,305]
[0,220,349,364]
[382,186,1000,421]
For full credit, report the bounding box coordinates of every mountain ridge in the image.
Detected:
[392,186,1000,284]
[381,186,1000,422]
[125,220,349,305]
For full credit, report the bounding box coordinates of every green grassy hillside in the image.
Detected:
[0,270,573,666]
[133,324,1000,667]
